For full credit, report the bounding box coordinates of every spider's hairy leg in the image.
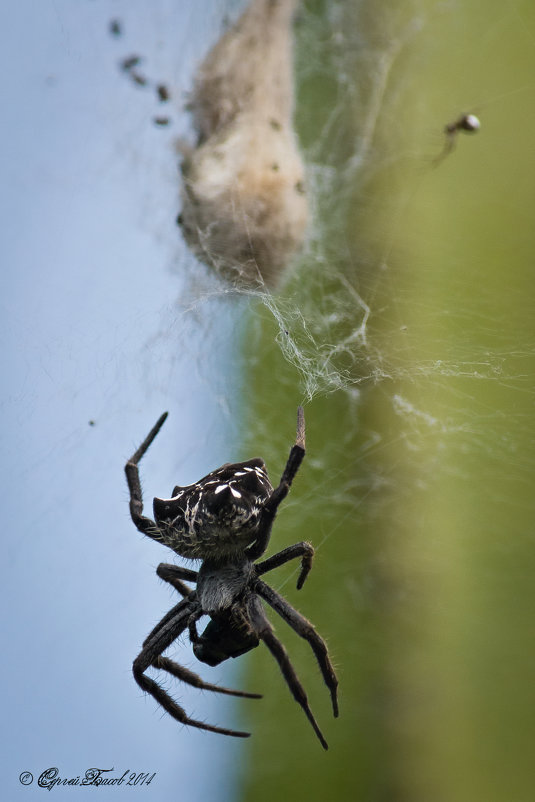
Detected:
[247,407,306,561]
[256,541,314,590]
[247,595,329,750]
[154,657,262,700]
[143,599,190,647]
[267,405,306,510]
[256,579,339,718]
[129,411,169,465]
[125,412,168,539]
[188,609,203,643]
[142,566,198,645]
[276,407,305,496]
[134,598,252,738]
[157,562,198,597]
[142,592,262,700]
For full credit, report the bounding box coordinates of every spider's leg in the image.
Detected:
[187,609,203,643]
[134,597,252,738]
[269,405,306,508]
[142,597,193,647]
[143,594,260,696]
[255,541,314,590]
[144,566,200,646]
[124,412,168,540]
[255,579,339,718]
[154,657,262,699]
[157,562,198,597]
[433,131,456,167]
[247,407,306,561]
[247,595,329,750]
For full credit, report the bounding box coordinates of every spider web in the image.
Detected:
[171,0,535,490]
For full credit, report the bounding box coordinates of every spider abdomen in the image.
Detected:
[152,458,273,559]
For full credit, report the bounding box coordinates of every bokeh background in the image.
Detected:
[2,1,534,801]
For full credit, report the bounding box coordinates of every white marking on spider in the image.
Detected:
[184,495,201,535]
[215,484,229,494]
[230,487,242,499]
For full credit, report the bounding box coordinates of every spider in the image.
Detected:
[434,113,481,165]
[125,407,339,750]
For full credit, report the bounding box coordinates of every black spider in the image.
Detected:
[125,408,338,749]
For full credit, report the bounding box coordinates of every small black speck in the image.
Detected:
[121,54,141,71]
[157,84,170,102]
[130,72,148,87]
[109,19,122,37]
[154,116,170,127]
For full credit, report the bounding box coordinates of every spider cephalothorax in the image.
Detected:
[125,408,338,749]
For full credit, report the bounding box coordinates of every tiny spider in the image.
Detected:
[445,112,480,137]
[434,113,481,165]
[125,408,338,749]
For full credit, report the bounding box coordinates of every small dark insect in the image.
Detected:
[125,408,338,749]
[435,112,481,165]
[153,116,170,127]
[109,19,122,37]
[156,84,170,102]
[130,72,148,87]
[121,54,141,72]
